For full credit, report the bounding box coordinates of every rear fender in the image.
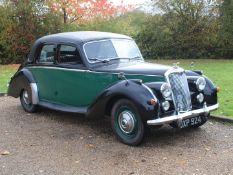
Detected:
[8,68,39,104]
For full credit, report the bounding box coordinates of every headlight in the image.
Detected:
[196,77,206,91]
[160,83,172,98]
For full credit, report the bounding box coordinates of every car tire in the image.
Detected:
[111,99,145,146]
[169,115,207,129]
[20,89,36,113]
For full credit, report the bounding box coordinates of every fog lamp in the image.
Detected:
[197,93,204,103]
[162,101,170,111]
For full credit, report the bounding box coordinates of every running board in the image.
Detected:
[39,101,87,114]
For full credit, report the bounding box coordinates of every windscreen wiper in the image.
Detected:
[115,56,142,61]
[89,58,110,63]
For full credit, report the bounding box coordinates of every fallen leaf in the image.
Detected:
[177,160,187,166]
[87,144,94,148]
[1,151,10,155]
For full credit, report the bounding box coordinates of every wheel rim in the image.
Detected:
[115,106,138,139]
[118,111,135,134]
[22,90,30,105]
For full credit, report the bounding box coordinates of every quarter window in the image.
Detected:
[38,44,56,63]
[59,45,82,64]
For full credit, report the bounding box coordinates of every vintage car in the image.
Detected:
[8,31,219,146]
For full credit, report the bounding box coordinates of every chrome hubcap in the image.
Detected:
[118,111,135,134]
[23,90,30,105]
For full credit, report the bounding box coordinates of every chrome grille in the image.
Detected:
[168,72,192,112]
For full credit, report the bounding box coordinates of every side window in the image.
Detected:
[38,44,56,63]
[59,45,82,64]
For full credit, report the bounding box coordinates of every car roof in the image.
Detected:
[37,31,132,44]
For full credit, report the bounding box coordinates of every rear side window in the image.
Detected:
[59,45,82,64]
[38,44,56,63]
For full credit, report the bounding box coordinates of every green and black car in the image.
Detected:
[8,31,219,146]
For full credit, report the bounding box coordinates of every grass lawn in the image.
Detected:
[151,59,233,118]
[0,59,232,118]
[0,64,20,93]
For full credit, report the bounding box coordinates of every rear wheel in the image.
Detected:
[111,99,145,146]
[20,89,36,113]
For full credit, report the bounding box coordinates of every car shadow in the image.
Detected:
[17,105,208,147]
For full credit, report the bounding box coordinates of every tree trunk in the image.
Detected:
[62,8,67,24]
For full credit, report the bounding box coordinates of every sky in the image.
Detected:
[110,0,153,13]
[110,0,151,6]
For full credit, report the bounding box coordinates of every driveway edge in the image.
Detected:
[210,115,233,124]
[0,93,7,97]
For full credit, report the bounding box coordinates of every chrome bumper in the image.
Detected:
[147,103,219,126]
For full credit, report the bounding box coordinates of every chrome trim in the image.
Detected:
[142,84,157,100]
[118,111,135,134]
[164,67,185,111]
[147,103,219,126]
[27,66,164,79]
[28,66,87,72]
[30,83,39,104]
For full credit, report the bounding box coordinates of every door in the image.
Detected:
[29,44,58,102]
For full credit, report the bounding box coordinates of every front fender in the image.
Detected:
[87,80,159,122]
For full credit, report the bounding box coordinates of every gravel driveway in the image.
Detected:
[0,96,233,175]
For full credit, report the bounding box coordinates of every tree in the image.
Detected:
[219,0,233,58]
[48,0,128,24]
[137,0,220,59]
[0,0,62,64]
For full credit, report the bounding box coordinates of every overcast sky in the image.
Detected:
[110,0,151,6]
[110,0,150,5]
[110,0,153,13]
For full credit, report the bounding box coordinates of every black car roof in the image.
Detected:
[37,31,132,44]
[28,31,132,62]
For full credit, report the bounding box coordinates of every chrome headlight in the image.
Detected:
[160,83,172,98]
[196,77,206,91]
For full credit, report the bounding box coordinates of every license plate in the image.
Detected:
[179,116,202,128]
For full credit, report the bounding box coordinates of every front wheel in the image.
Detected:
[111,99,145,146]
[20,89,36,113]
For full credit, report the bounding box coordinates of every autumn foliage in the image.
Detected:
[49,0,130,24]
[0,0,130,64]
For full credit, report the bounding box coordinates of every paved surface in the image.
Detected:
[0,96,233,175]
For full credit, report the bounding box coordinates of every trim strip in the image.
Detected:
[30,83,39,104]
[147,103,219,126]
[27,66,165,79]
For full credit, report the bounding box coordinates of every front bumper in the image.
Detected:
[147,103,219,126]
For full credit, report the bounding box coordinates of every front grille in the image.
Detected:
[168,72,192,112]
